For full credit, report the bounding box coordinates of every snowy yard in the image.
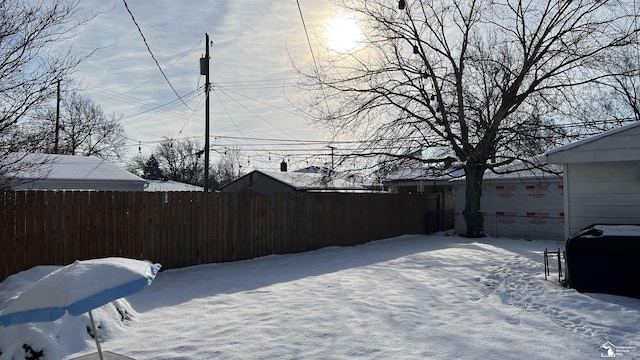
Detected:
[1,234,639,359]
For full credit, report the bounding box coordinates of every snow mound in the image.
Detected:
[0,267,137,359]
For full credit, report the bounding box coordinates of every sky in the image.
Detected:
[1,234,639,359]
[63,0,359,172]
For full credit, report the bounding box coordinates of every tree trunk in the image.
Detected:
[463,164,486,237]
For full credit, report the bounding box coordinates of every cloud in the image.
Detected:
[55,0,343,169]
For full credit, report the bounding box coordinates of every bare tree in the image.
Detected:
[22,92,126,161]
[127,143,245,189]
[126,153,148,178]
[296,0,640,237]
[212,147,244,186]
[597,46,640,123]
[150,138,204,186]
[0,0,90,188]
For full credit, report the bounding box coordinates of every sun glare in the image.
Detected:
[325,13,364,53]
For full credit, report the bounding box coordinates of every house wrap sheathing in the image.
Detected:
[453,162,564,241]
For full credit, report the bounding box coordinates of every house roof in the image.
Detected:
[387,160,561,183]
[219,169,367,193]
[3,153,144,183]
[446,156,561,183]
[546,122,640,163]
[480,156,562,181]
[384,167,464,183]
[293,166,328,174]
[144,180,204,192]
[255,170,364,191]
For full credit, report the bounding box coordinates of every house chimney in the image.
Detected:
[280,160,287,172]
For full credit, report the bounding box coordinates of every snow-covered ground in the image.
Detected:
[1,234,639,359]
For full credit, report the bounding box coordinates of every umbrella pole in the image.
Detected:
[89,310,105,360]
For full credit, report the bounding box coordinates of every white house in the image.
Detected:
[2,153,146,191]
[453,159,564,240]
[546,122,640,239]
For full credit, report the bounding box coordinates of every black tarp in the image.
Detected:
[565,224,640,299]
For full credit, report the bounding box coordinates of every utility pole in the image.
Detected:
[54,79,61,154]
[201,34,211,192]
[327,145,336,179]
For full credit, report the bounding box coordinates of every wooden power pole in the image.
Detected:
[54,79,61,154]
[201,34,211,192]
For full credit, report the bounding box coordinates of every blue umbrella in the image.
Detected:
[0,257,161,359]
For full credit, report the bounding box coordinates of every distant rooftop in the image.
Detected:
[3,153,143,183]
[257,170,364,191]
[144,180,204,192]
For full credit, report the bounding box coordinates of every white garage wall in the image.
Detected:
[565,161,640,237]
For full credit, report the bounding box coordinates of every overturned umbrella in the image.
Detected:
[0,257,161,360]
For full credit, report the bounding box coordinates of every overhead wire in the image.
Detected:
[215,84,302,117]
[122,0,198,111]
[215,87,305,143]
[87,37,204,103]
[295,0,321,80]
[119,88,202,126]
[212,89,260,156]
[216,77,298,87]
[295,0,333,117]
[175,70,209,137]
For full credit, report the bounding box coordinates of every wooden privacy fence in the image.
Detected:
[0,191,445,282]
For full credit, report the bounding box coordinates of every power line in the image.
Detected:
[215,84,301,117]
[119,88,202,125]
[212,135,381,145]
[212,89,259,156]
[87,38,204,103]
[295,0,332,116]
[295,0,320,78]
[122,0,197,111]
[216,77,298,86]
[216,87,303,143]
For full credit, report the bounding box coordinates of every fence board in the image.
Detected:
[24,193,37,271]
[0,191,453,282]
[105,192,116,258]
[32,191,47,268]
[134,191,144,259]
[0,193,6,277]
[14,192,25,276]
[160,193,170,268]
[4,192,15,276]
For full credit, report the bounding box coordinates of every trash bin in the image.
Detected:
[565,224,640,299]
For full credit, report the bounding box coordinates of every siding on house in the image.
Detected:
[546,123,640,163]
[563,161,640,236]
[546,122,640,239]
